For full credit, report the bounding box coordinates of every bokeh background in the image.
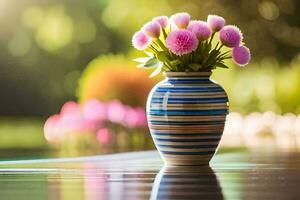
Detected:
[0,0,300,159]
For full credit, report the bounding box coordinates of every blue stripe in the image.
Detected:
[148,110,228,116]
[161,151,215,155]
[155,138,220,142]
[149,120,225,125]
[157,86,222,89]
[157,144,218,148]
[151,97,228,101]
[151,132,222,136]
[150,99,227,104]
[156,88,224,92]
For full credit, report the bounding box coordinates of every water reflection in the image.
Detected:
[4,151,300,200]
[150,166,224,200]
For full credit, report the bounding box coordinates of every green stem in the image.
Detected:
[156,38,168,51]
[214,42,220,50]
[165,61,176,71]
[196,41,203,51]
[177,56,185,64]
[150,45,159,53]
[218,50,231,57]
[162,29,168,40]
[152,41,161,50]
[217,44,224,51]
[208,32,216,46]
[222,56,232,59]
[184,54,189,64]
[203,44,221,67]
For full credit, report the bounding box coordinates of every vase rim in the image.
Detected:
[164,71,212,77]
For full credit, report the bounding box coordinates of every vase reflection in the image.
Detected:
[150,166,224,200]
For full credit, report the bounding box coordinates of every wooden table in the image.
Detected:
[0,150,299,200]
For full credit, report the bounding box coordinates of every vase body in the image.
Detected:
[146,72,228,166]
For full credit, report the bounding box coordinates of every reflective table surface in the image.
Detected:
[0,150,300,200]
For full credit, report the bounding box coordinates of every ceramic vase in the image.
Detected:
[146,72,228,166]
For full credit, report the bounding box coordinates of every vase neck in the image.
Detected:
[164,72,212,83]
[164,72,212,84]
[164,72,212,78]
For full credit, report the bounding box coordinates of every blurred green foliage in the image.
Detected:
[213,56,300,114]
[0,117,46,149]
[0,0,299,116]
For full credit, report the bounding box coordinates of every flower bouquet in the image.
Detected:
[132,13,250,77]
[132,13,250,166]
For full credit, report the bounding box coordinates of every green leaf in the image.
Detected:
[149,62,163,77]
[133,57,151,63]
[156,51,169,62]
[189,63,202,71]
[144,57,159,67]
[169,59,181,66]
[215,62,229,68]
[137,57,159,68]
[194,54,203,63]
[145,51,154,57]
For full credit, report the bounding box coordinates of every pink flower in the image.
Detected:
[96,128,111,145]
[59,113,98,134]
[170,12,190,29]
[57,101,100,135]
[44,114,61,144]
[107,100,126,123]
[60,101,80,118]
[132,30,151,50]
[219,25,243,47]
[122,107,146,128]
[142,21,161,38]
[134,108,147,127]
[153,16,169,29]
[83,99,107,121]
[187,20,212,41]
[166,30,198,56]
[207,15,225,32]
[232,45,251,66]
[123,107,140,128]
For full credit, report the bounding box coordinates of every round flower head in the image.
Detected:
[232,45,251,66]
[132,30,151,50]
[153,16,169,29]
[170,12,190,29]
[142,21,161,38]
[166,29,198,56]
[187,20,212,41]
[207,15,225,32]
[219,25,243,47]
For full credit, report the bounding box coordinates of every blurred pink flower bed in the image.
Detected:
[44,99,147,146]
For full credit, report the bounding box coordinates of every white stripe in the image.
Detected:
[149,115,226,120]
[158,147,216,152]
[149,106,228,111]
[149,103,228,107]
[159,85,219,88]
[151,94,227,98]
[153,135,221,139]
[156,141,219,145]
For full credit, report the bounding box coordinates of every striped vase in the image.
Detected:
[146,72,229,166]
